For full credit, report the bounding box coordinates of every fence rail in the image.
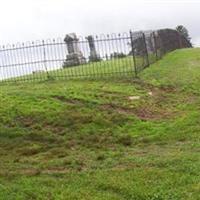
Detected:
[0,29,192,84]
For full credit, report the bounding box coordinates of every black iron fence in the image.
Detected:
[0,29,192,83]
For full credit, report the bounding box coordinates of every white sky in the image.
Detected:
[0,0,200,45]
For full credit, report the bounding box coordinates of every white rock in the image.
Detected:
[148,91,153,96]
[128,96,140,100]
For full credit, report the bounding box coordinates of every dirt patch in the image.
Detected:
[117,135,133,146]
[18,116,35,127]
[3,168,70,177]
[98,90,126,99]
[100,104,133,115]
[42,167,70,174]
[134,79,177,93]
[159,86,177,93]
[18,148,41,156]
[52,95,98,107]
[139,107,171,120]
[100,103,174,121]
[20,169,41,176]
[52,95,84,105]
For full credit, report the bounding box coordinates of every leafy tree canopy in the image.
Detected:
[176,25,191,42]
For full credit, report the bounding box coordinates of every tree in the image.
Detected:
[176,25,191,42]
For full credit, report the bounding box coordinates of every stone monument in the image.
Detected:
[86,35,101,62]
[63,33,86,67]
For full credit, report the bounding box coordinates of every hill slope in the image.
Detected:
[0,48,200,200]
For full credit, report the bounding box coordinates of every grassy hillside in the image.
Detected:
[0,48,200,200]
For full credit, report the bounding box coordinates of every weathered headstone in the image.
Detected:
[63,33,86,67]
[130,31,155,56]
[86,35,101,62]
[144,31,156,53]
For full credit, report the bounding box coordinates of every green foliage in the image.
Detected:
[176,25,191,42]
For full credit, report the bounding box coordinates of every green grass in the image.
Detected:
[2,56,135,83]
[2,54,157,83]
[0,48,200,199]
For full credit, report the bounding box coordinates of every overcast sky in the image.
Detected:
[0,0,200,46]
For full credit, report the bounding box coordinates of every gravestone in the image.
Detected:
[63,33,86,67]
[144,31,156,54]
[86,35,101,62]
[130,31,155,56]
[130,31,146,56]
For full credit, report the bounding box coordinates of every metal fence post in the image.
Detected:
[129,30,137,77]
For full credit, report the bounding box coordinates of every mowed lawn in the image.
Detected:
[0,48,200,200]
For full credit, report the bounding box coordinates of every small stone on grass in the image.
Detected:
[128,96,140,100]
[148,91,153,96]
